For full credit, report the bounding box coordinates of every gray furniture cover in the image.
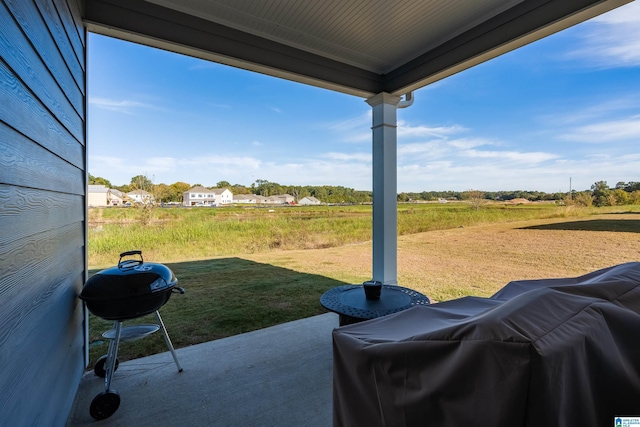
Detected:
[332,262,640,427]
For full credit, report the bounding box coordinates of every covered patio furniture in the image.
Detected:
[332,262,640,427]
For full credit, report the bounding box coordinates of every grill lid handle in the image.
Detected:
[118,250,144,270]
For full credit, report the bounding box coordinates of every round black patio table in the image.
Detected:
[321,284,430,326]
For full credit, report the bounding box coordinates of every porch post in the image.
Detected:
[366,92,401,286]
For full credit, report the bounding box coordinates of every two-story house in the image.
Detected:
[183,186,233,206]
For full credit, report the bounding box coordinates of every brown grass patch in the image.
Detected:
[243,213,640,302]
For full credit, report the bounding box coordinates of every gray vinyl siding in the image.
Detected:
[0,0,86,424]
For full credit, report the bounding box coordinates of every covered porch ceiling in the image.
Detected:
[83,0,632,98]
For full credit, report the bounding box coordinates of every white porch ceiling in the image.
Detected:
[84,0,633,97]
[144,0,523,74]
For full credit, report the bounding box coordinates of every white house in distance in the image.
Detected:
[183,186,233,206]
[233,194,263,204]
[298,196,321,205]
[108,189,124,206]
[127,189,154,205]
[264,194,295,204]
[87,185,125,207]
[87,185,108,207]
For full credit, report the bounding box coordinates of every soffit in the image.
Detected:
[83,0,633,98]
[144,0,523,75]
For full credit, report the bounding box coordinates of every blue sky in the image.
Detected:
[88,2,640,193]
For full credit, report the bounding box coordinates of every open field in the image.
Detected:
[88,202,599,267]
[86,204,640,366]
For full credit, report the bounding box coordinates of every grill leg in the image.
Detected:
[104,321,122,391]
[154,310,183,372]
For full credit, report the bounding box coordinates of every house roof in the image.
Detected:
[127,189,151,196]
[301,196,321,203]
[185,186,210,193]
[84,0,631,98]
[88,185,108,193]
[185,186,231,194]
[211,188,231,195]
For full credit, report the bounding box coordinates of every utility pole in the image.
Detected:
[569,177,572,199]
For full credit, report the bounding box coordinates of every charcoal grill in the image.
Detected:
[80,250,185,420]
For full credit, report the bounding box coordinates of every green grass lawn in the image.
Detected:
[86,203,640,367]
[88,202,587,267]
[87,257,345,367]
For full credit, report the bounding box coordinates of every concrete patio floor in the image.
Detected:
[67,313,339,427]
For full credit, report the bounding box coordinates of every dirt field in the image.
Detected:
[243,213,640,302]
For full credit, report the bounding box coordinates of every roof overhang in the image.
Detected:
[83,0,633,98]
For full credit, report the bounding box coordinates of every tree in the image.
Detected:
[129,174,156,225]
[286,186,310,202]
[252,179,283,196]
[154,183,172,204]
[130,175,154,190]
[573,191,593,207]
[88,174,112,188]
[170,182,191,202]
[591,180,611,207]
[613,189,629,205]
[216,181,231,188]
[462,189,485,210]
[397,192,411,202]
[229,183,251,195]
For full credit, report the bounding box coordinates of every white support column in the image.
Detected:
[366,92,401,286]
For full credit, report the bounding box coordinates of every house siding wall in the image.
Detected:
[0,0,86,424]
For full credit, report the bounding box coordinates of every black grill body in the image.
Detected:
[79,251,183,420]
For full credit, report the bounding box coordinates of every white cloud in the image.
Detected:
[328,112,371,143]
[546,96,640,125]
[559,115,640,142]
[323,152,370,162]
[398,141,449,158]
[177,155,263,169]
[208,103,232,109]
[461,149,559,163]
[90,153,265,185]
[447,138,495,149]
[398,120,466,138]
[567,2,640,68]
[88,97,154,114]
[145,157,177,170]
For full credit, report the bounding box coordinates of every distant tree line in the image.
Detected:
[400,181,640,207]
[88,175,373,204]
[397,189,567,203]
[88,175,640,206]
[586,181,640,207]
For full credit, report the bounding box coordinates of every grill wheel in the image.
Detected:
[90,390,121,420]
[93,355,119,378]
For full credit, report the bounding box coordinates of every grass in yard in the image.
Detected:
[87,258,346,367]
[88,202,593,267]
[86,204,640,367]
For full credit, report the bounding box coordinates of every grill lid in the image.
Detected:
[80,251,177,301]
